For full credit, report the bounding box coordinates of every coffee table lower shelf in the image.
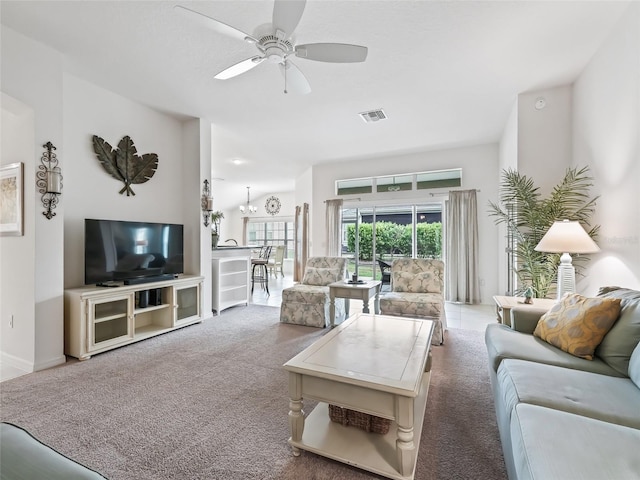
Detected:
[289,372,431,480]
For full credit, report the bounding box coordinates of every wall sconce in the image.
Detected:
[201,179,213,226]
[36,141,62,219]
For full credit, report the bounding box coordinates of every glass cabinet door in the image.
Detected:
[88,294,133,351]
[175,284,200,323]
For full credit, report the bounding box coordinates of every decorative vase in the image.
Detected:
[211,233,219,249]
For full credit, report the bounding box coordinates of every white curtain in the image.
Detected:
[325,199,343,256]
[445,189,481,304]
[293,204,309,282]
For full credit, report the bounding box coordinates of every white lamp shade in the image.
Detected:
[535,220,600,254]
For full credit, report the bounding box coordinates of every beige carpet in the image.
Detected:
[0,305,506,480]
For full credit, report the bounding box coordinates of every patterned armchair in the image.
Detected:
[379,258,446,345]
[279,257,348,328]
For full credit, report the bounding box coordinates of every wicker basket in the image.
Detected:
[328,404,391,434]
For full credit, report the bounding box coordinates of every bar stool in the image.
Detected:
[251,246,272,294]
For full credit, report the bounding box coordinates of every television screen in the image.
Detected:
[85,219,184,285]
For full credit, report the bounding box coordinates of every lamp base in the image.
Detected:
[556,252,575,300]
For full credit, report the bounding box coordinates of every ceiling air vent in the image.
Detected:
[359,109,387,123]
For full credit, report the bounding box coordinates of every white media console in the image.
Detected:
[64,275,203,360]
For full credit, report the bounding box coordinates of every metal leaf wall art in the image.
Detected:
[92,135,158,196]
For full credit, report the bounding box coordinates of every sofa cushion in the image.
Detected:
[485,323,621,377]
[497,359,640,429]
[302,267,341,286]
[595,286,640,376]
[0,423,107,479]
[533,293,621,360]
[629,341,640,388]
[510,404,640,480]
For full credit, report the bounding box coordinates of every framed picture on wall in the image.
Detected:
[1,162,24,236]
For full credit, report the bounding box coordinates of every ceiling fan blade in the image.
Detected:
[215,57,265,80]
[272,0,306,38]
[279,61,311,95]
[174,5,258,44]
[295,43,368,63]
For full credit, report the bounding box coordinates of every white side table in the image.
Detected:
[492,295,556,327]
[328,280,382,327]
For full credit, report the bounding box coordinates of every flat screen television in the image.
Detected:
[85,219,184,285]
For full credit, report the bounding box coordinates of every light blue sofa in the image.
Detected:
[0,422,107,479]
[485,286,640,480]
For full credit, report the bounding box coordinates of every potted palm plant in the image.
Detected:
[210,211,224,249]
[488,166,599,298]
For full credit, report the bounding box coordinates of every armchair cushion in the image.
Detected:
[302,267,342,286]
[391,258,443,294]
[282,284,329,305]
[379,292,443,318]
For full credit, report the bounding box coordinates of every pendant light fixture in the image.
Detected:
[239,186,257,214]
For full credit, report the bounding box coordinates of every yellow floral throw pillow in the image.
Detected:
[533,293,622,360]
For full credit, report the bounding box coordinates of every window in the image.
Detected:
[336,168,461,196]
[247,220,294,258]
[341,203,442,280]
[336,178,373,195]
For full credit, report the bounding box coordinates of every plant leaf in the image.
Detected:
[487,166,599,297]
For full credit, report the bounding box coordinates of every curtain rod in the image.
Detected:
[323,198,361,203]
[430,188,481,197]
[324,189,480,202]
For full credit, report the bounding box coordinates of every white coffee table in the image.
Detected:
[283,313,434,480]
[328,279,382,327]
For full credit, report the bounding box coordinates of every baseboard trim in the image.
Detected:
[34,355,66,372]
[1,351,33,373]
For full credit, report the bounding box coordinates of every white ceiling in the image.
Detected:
[0,1,630,210]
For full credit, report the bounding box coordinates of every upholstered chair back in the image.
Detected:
[301,257,348,286]
[391,258,444,294]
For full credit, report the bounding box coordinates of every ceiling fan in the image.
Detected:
[175,0,368,94]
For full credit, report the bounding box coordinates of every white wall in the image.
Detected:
[1,95,36,374]
[496,99,519,294]
[183,118,214,316]
[62,73,193,287]
[1,27,212,373]
[310,144,500,303]
[221,190,296,246]
[1,27,65,372]
[572,2,640,294]
[517,85,573,197]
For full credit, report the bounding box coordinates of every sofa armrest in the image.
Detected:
[510,307,547,333]
[0,422,107,479]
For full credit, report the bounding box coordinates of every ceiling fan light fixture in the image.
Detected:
[176,1,368,93]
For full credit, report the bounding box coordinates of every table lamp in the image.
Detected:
[534,220,600,300]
